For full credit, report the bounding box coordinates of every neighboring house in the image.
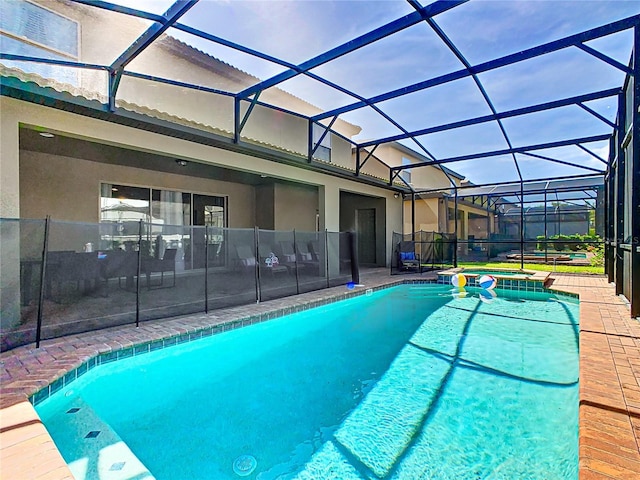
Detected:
[355,142,496,243]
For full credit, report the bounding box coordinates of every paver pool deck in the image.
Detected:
[1,271,638,479]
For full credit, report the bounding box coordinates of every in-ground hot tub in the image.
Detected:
[438,267,550,291]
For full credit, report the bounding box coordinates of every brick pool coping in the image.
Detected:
[1,272,638,479]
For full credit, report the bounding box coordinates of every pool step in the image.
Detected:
[60,398,155,480]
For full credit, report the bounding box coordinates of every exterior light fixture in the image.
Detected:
[394,193,400,199]
[176,159,188,166]
[260,174,268,178]
[39,132,55,138]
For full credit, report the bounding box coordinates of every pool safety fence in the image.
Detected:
[391,231,456,275]
[0,218,357,352]
[391,230,602,274]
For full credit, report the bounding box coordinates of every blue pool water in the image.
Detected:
[531,252,587,259]
[37,285,579,480]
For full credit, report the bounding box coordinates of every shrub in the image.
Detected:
[538,233,602,251]
[552,234,570,251]
[589,244,604,267]
[567,234,581,251]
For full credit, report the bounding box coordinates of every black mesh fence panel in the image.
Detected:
[418,231,435,269]
[1,219,46,351]
[392,231,445,274]
[327,232,352,287]
[294,231,327,293]
[39,220,137,340]
[257,229,298,301]
[208,228,258,308]
[1,219,356,351]
[139,224,205,322]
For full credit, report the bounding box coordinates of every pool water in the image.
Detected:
[532,252,587,259]
[37,285,579,480]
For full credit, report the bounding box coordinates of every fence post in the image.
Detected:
[453,189,458,268]
[254,226,261,303]
[349,231,360,284]
[544,191,548,263]
[292,229,300,294]
[325,229,330,288]
[520,181,525,270]
[135,220,142,327]
[204,226,209,314]
[35,216,50,348]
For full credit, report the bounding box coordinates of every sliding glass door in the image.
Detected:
[100,184,226,270]
[193,194,226,268]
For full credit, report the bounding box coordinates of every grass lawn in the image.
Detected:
[458,261,604,275]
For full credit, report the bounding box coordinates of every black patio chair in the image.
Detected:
[143,248,177,288]
[397,241,420,272]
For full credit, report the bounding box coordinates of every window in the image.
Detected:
[401,157,412,184]
[100,183,227,268]
[312,123,331,162]
[0,0,79,85]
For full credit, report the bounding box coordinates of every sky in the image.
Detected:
[107,0,639,185]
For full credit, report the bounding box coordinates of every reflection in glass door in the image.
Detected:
[151,190,190,271]
[99,184,150,252]
[193,194,226,268]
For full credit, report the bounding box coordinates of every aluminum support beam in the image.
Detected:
[520,152,605,173]
[71,0,164,22]
[357,145,379,176]
[453,188,458,267]
[414,172,603,196]
[310,116,338,159]
[315,16,639,121]
[237,0,467,99]
[357,88,619,148]
[124,71,233,97]
[0,53,107,71]
[411,193,416,242]
[605,139,616,283]
[390,135,611,172]
[577,102,617,129]
[576,144,608,164]
[417,9,522,180]
[631,25,640,318]
[577,43,634,75]
[615,92,626,295]
[520,181,525,269]
[235,92,262,142]
[107,0,199,111]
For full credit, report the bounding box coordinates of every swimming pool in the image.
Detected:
[36,284,579,480]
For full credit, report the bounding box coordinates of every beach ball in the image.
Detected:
[478,275,497,290]
[479,288,497,303]
[450,273,466,288]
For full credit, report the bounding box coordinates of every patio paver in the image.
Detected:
[547,274,640,479]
